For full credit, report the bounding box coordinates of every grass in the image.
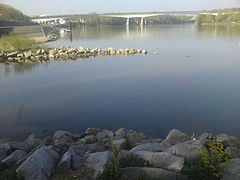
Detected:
[0,35,37,51]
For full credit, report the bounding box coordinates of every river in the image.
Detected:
[0,24,240,139]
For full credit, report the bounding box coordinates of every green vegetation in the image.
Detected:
[147,15,193,24]
[119,154,151,168]
[182,135,231,180]
[82,14,192,26]
[97,145,121,180]
[97,143,151,180]
[196,8,240,24]
[0,35,37,51]
[0,4,30,21]
[0,163,25,180]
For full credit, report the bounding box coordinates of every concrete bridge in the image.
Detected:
[102,13,165,26]
[100,12,203,26]
[31,11,224,26]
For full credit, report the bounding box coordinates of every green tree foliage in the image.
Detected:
[0,4,30,21]
[82,14,193,26]
[182,135,231,180]
[196,8,240,24]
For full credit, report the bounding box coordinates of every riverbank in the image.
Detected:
[0,46,148,64]
[0,128,240,180]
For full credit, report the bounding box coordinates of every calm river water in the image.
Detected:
[0,24,240,139]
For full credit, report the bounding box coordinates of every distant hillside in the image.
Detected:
[0,4,29,21]
[196,8,240,24]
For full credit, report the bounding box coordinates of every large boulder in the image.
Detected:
[130,143,167,153]
[167,140,203,160]
[225,147,240,159]
[52,130,74,144]
[221,137,240,149]
[85,128,101,136]
[69,144,90,169]
[81,135,97,144]
[216,134,234,143]
[1,150,26,165]
[134,151,184,172]
[120,167,187,180]
[126,130,149,147]
[84,151,112,176]
[96,129,114,141]
[113,139,127,151]
[115,128,127,140]
[25,134,42,152]
[8,141,26,151]
[16,146,60,180]
[221,158,240,180]
[166,129,191,143]
[0,143,13,155]
[57,151,71,169]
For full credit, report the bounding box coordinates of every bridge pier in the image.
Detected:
[140,17,144,26]
[126,18,130,26]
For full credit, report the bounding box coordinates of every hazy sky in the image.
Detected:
[1,0,240,15]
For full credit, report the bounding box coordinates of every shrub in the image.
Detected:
[182,135,231,180]
[0,163,25,180]
[97,144,120,180]
[119,154,151,168]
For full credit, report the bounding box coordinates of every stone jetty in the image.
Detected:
[0,47,148,64]
[1,128,240,180]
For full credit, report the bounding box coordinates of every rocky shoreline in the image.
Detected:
[0,47,148,64]
[1,128,240,180]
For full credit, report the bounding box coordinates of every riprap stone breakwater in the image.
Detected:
[0,47,148,64]
[1,128,240,180]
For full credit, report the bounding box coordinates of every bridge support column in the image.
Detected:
[126,18,130,26]
[140,17,144,26]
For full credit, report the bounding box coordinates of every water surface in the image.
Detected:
[0,24,240,139]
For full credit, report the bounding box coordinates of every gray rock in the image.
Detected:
[167,140,203,160]
[8,141,26,151]
[166,129,191,143]
[115,128,127,140]
[120,167,187,180]
[118,150,131,159]
[222,137,240,149]
[142,50,148,54]
[25,134,41,152]
[24,51,32,59]
[0,148,7,161]
[96,129,114,140]
[226,147,240,159]
[1,150,26,165]
[84,151,112,176]
[217,134,234,143]
[81,135,97,144]
[134,151,184,172]
[0,143,13,154]
[52,130,74,144]
[7,51,18,57]
[126,130,149,147]
[113,139,126,150]
[17,146,60,180]
[221,158,240,180]
[69,144,90,169]
[130,143,167,153]
[58,151,71,169]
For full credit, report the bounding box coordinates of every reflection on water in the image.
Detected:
[196,25,240,38]
[0,24,240,140]
[0,62,50,76]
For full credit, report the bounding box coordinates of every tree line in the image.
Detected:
[0,4,30,21]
